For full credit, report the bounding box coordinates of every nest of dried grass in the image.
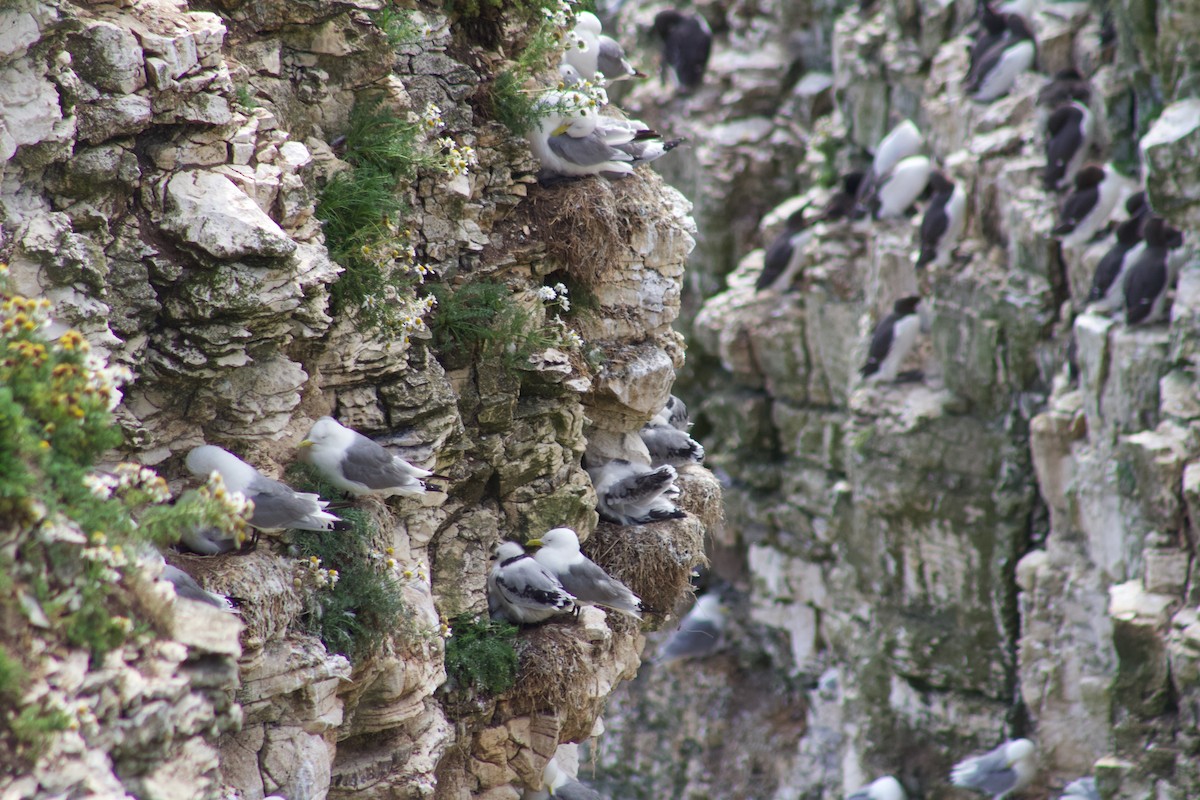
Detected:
[508,621,595,715]
[581,515,707,618]
[523,178,627,285]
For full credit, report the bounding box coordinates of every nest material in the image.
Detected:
[581,515,707,618]
[508,621,595,716]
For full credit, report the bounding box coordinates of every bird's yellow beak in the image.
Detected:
[297,439,314,448]
[525,538,543,548]
[552,122,571,136]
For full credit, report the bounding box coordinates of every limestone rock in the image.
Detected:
[159,169,296,260]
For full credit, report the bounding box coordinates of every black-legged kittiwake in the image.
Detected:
[185,445,341,532]
[1059,777,1098,800]
[178,524,243,556]
[652,394,691,431]
[639,419,704,467]
[916,171,966,269]
[847,775,907,800]
[1044,101,1094,192]
[1124,216,1184,326]
[950,738,1037,799]
[654,592,726,664]
[526,527,644,618]
[488,541,576,624]
[299,416,435,498]
[860,296,922,384]
[1053,164,1122,247]
[587,458,686,525]
[652,9,712,92]
[528,92,636,180]
[161,562,234,610]
[528,756,609,800]
[967,14,1037,103]
[563,12,601,80]
[597,33,644,81]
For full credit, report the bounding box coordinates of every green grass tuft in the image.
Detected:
[0,646,24,700]
[426,281,562,369]
[444,614,519,694]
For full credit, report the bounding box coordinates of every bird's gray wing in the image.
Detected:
[179,526,239,555]
[560,559,634,606]
[498,558,573,610]
[664,395,689,430]
[1061,777,1098,800]
[548,132,634,167]
[845,791,871,800]
[640,426,704,465]
[656,617,722,663]
[555,777,608,800]
[604,463,677,505]
[339,435,422,490]
[247,475,321,529]
[162,565,225,608]
[957,750,1018,794]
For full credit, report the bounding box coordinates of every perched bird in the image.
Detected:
[856,121,923,214]
[968,3,1010,77]
[606,120,685,169]
[871,155,933,219]
[821,171,868,225]
[756,207,812,291]
[526,756,609,800]
[487,541,576,624]
[528,95,634,179]
[950,738,1037,800]
[178,524,243,556]
[299,416,434,499]
[652,10,713,92]
[654,592,726,664]
[916,171,966,269]
[563,12,601,80]
[1053,165,1122,247]
[161,563,233,610]
[1044,101,1094,192]
[847,775,907,800]
[1060,777,1099,800]
[1037,67,1092,109]
[860,296,922,384]
[1086,214,1145,312]
[640,421,704,467]
[597,33,645,81]
[652,394,691,431]
[587,459,686,525]
[185,445,341,532]
[1124,216,1185,326]
[967,14,1037,103]
[526,528,644,618]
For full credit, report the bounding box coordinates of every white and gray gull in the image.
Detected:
[587,458,686,525]
[654,591,727,665]
[950,738,1037,799]
[487,541,576,624]
[846,775,907,800]
[299,416,435,498]
[526,527,644,618]
[185,445,341,532]
[1059,777,1098,800]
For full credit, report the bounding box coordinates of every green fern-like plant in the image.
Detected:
[444,614,519,694]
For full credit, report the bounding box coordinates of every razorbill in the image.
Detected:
[860,296,922,383]
[967,14,1037,103]
[847,776,907,800]
[1043,101,1094,192]
[1124,216,1185,326]
[1053,164,1122,247]
[870,155,933,219]
[1037,67,1092,109]
[855,120,923,215]
[968,3,1010,76]
[916,171,966,269]
[949,738,1037,799]
[1087,214,1145,312]
[526,528,644,618]
[299,416,437,498]
[487,541,576,624]
[652,10,712,92]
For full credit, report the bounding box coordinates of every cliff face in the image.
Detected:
[588,0,1200,798]
[0,1,713,798]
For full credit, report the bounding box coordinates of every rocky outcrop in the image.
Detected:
[1,1,714,798]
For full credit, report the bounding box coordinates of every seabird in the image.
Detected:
[533,756,609,800]
[185,445,341,532]
[756,208,811,291]
[587,459,685,525]
[178,524,243,556]
[847,776,907,800]
[639,420,705,467]
[1124,216,1185,326]
[860,296,922,384]
[598,34,645,81]
[487,541,576,624]
[1053,164,1122,247]
[162,564,234,610]
[871,155,933,219]
[563,12,601,81]
[1037,68,1092,109]
[915,171,966,269]
[967,14,1037,103]
[654,592,726,664]
[968,3,1010,77]
[1060,777,1099,800]
[652,394,691,431]
[299,416,434,499]
[652,10,713,92]
[1044,101,1094,192]
[950,738,1037,800]
[527,93,634,179]
[526,528,644,618]
[855,121,923,214]
[1086,214,1145,312]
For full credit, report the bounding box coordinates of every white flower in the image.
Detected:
[537,286,558,302]
[82,473,118,499]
